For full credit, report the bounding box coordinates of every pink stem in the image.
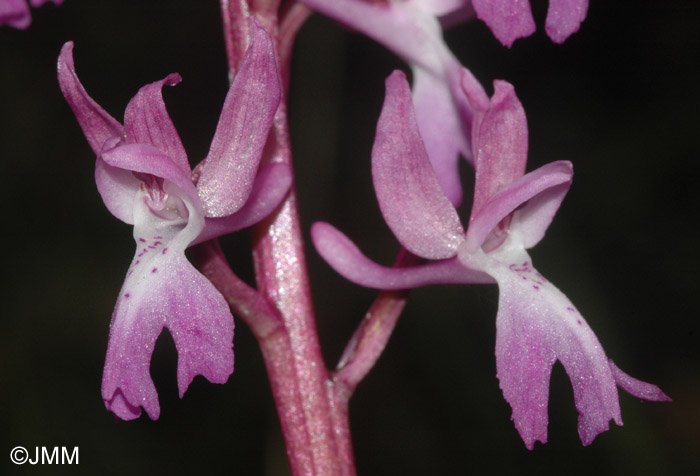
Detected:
[218,2,356,475]
[190,242,318,473]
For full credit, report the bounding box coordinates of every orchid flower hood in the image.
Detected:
[58,20,291,420]
[312,70,669,448]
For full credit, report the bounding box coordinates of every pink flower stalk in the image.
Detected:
[472,0,589,46]
[58,21,291,420]
[0,0,62,29]
[312,70,670,449]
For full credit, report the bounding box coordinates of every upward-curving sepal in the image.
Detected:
[196,19,281,218]
[373,71,465,260]
[57,42,124,155]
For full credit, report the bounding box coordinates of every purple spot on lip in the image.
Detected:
[577,320,582,325]
[138,238,146,243]
[533,285,540,290]
[124,293,130,299]
[567,306,575,312]
[151,267,158,273]
[162,247,168,255]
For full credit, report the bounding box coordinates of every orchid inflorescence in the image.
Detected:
[27,0,671,473]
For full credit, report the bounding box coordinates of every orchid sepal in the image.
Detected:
[196,18,282,218]
[373,70,465,260]
[58,42,125,155]
[311,222,493,290]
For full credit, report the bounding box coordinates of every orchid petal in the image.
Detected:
[486,250,621,448]
[545,0,588,44]
[608,360,672,402]
[100,142,200,205]
[465,161,572,252]
[57,42,124,155]
[0,0,30,29]
[373,71,465,260]
[123,73,191,175]
[469,80,528,218]
[472,0,536,47]
[102,251,234,420]
[312,222,493,289]
[412,66,470,205]
[194,162,292,244]
[196,19,281,217]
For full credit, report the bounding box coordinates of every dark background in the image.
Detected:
[1,0,698,474]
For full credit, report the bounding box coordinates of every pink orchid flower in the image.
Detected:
[312,70,669,449]
[472,0,589,46]
[58,21,291,420]
[0,0,61,29]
